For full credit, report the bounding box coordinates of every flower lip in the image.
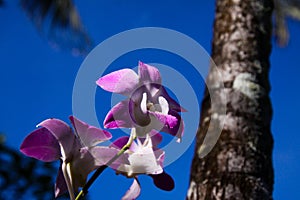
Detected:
[128,84,170,127]
[114,134,165,177]
[129,90,151,127]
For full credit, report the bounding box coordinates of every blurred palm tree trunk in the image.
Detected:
[187,0,274,199]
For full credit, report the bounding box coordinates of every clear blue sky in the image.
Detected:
[0,1,300,199]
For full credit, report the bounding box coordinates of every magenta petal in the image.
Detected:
[150,172,175,191]
[20,127,60,162]
[104,100,135,129]
[161,111,184,140]
[55,166,68,197]
[122,178,141,200]
[69,116,112,147]
[138,61,161,84]
[38,118,75,157]
[96,68,139,96]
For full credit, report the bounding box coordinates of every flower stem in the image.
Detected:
[75,129,137,200]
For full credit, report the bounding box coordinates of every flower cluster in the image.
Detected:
[20,61,185,200]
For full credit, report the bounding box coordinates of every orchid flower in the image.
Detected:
[96,61,185,141]
[111,129,174,200]
[20,116,119,199]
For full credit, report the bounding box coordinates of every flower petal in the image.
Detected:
[20,127,60,162]
[138,61,161,85]
[96,68,139,96]
[90,146,128,169]
[158,96,169,115]
[55,166,68,197]
[150,171,175,191]
[69,116,112,147]
[38,118,75,158]
[161,110,184,142]
[70,148,99,190]
[119,137,163,175]
[104,100,135,129]
[122,178,141,200]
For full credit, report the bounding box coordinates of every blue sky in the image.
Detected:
[0,1,300,199]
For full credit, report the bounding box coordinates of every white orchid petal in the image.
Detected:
[122,178,141,200]
[126,138,162,175]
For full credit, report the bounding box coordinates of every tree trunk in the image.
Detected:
[186,0,274,199]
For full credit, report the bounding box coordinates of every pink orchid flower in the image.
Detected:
[97,61,185,142]
[20,116,119,199]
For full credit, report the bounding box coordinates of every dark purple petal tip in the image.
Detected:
[150,172,175,191]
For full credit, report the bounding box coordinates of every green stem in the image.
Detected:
[75,129,136,200]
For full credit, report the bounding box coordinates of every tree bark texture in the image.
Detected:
[187,0,274,199]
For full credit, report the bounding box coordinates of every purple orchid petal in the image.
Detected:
[150,171,175,191]
[122,178,141,200]
[96,68,139,96]
[161,110,184,141]
[69,116,112,147]
[55,166,68,197]
[38,118,75,158]
[20,127,60,162]
[104,100,135,129]
[138,61,161,85]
